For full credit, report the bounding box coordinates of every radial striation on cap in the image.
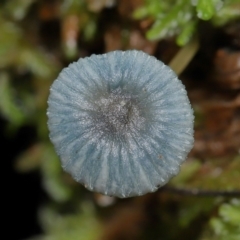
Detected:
[47,50,194,198]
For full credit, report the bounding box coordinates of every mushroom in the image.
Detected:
[47,50,194,198]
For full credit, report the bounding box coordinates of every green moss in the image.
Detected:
[133,0,239,45]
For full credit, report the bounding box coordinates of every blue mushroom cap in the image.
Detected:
[47,50,194,198]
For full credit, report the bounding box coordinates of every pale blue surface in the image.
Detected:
[47,50,194,198]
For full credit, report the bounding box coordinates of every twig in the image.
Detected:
[169,35,199,75]
[161,186,240,197]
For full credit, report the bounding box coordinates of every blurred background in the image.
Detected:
[1,0,240,239]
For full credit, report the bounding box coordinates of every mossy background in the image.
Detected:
[1,0,240,240]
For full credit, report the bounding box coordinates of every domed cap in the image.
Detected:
[47,50,194,198]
